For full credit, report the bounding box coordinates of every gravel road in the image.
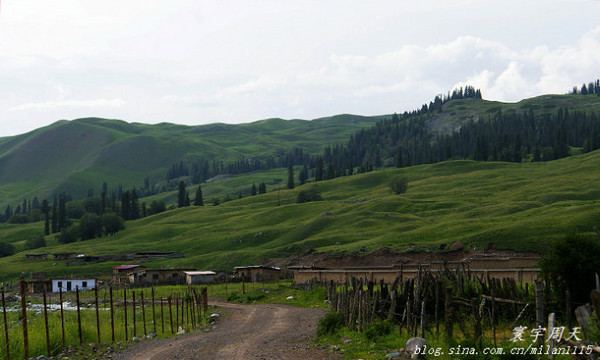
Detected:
[114,301,341,360]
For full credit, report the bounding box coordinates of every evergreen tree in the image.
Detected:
[251,183,257,196]
[121,191,131,220]
[41,199,50,236]
[51,197,58,233]
[258,182,267,194]
[287,165,295,189]
[298,165,308,185]
[178,181,187,208]
[315,158,324,181]
[185,191,191,206]
[58,196,67,231]
[130,189,140,219]
[194,184,204,206]
[395,148,404,168]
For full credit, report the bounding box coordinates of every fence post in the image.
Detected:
[43,284,51,357]
[175,296,179,331]
[1,286,10,360]
[548,312,555,360]
[160,297,165,334]
[20,280,29,359]
[95,286,101,343]
[76,286,83,345]
[444,286,453,339]
[168,296,174,334]
[124,288,128,341]
[491,288,497,347]
[59,287,66,349]
[151,287,156,334]
[535,280,545,348]
[132,290,137,338]
[141,291,147,336]
[110,287,115,343]
[566,289,572,329]
[202,287,208,315]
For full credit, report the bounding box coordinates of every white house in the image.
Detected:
[51,278,96,293]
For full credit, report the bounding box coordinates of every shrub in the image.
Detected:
[364,319,393,340]
[540,233,600,304]
[297,185,323,203]
[316,311,344,336]
[389,176,408,194]
[24,236,46,250]
[0,242,15,258]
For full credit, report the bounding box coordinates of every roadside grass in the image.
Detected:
[315,321,570,360]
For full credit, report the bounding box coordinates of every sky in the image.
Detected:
[1,0,600,137]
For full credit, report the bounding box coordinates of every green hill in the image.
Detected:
[1,150,599,280]
[0,114,382,206]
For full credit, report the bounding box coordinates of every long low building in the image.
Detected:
[292,257,541,284]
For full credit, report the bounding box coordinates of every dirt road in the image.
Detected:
[114,302,341,360]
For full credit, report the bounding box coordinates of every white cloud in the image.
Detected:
[1,1,600,136]
[10,98,126,111]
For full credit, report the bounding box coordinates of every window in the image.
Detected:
[66,281,72,291]
[57,281,62,290]
[172,273,178,278]
[153,274,159,280]
[82,281,88,288]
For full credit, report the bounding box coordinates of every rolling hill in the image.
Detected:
[1,149,598,281]
[0,114,384,206]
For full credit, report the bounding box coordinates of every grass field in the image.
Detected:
[1,149,599,281]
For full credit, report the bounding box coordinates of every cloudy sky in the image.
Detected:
[1,0,599,137]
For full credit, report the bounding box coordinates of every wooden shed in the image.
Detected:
[235,265,281,282]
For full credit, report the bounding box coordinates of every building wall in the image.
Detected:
[293,268,541,285]
[236,268,281,282]
[51,279,96,293]
[186,274,215,285]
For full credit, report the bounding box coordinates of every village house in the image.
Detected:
[129,268,195,286]
[51,278,96,293]
[25,253,47,260]
[235,265,281,282]
[184,271,217,285]
[113,264,145,275]
[53,253,78,260]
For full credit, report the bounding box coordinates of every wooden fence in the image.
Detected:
[321,264,586,348]
[0,281,209,360]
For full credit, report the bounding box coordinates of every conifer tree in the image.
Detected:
[178,181,187,208]
[58,196,67,231]
[251,183,257,196]
[194,184,204,206]
[287,165,294,189]
[41,199,50,235]
[130,189,140,219]
[51,197,58,233]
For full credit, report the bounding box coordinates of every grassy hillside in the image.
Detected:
[429,94,600,134]
[1,150,599,281]
[0,114,382,206]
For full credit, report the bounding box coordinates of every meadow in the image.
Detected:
[0,150,599,281]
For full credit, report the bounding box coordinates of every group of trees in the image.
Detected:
[570,78,600,96]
